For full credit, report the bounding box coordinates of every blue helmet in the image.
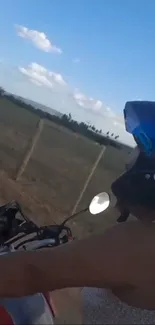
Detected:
[111,101,155,222]
[124,101,155,157]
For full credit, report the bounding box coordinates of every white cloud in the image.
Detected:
[19,64,104,113]
[0,59,134,145]
[19,62,66,89]
[18,61,127,140]
[29,78,42,87]
[93,100,103,111]
[19,63,117,120]
[73,89,113,117]
[73,89,124,130]
[113,119,124,128]
[19,63,121,122]
[74,90,87,102]
[15,25,62,54]
[106,107,115,117]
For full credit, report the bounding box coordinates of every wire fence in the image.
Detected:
[0,100,129,232]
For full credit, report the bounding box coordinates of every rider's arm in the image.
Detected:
[0,223,141,297]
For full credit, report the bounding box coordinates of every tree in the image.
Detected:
[91,125,96,131]
[0,85,121,149]
[68,113,72,121]
[0,87,5,97]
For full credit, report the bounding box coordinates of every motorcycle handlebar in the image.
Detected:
[18,238,56,250]
[0,201,73,248]
[14,234,70,250]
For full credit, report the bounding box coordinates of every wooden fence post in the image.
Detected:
[71,145,106,215]
[14,119,44,181]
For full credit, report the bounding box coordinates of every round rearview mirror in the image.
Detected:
[89,192,110,215]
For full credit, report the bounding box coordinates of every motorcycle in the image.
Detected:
[0,192,110,325]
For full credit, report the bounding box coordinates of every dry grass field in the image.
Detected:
[0,97,131,238]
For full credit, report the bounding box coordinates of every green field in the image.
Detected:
[0,97,131,237]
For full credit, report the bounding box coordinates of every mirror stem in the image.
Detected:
[61,207,88,226]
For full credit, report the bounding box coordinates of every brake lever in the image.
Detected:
[37,225,62,240]
[37,225,72,241]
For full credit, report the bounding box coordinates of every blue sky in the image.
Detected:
[1,0,155,145]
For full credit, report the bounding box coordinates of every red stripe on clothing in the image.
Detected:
[0,305,14,325]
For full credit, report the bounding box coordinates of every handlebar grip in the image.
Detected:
[22,238,56,250]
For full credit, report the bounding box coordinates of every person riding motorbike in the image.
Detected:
[1,101,155,324]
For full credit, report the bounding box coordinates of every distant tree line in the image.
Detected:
[0,86,121,149]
